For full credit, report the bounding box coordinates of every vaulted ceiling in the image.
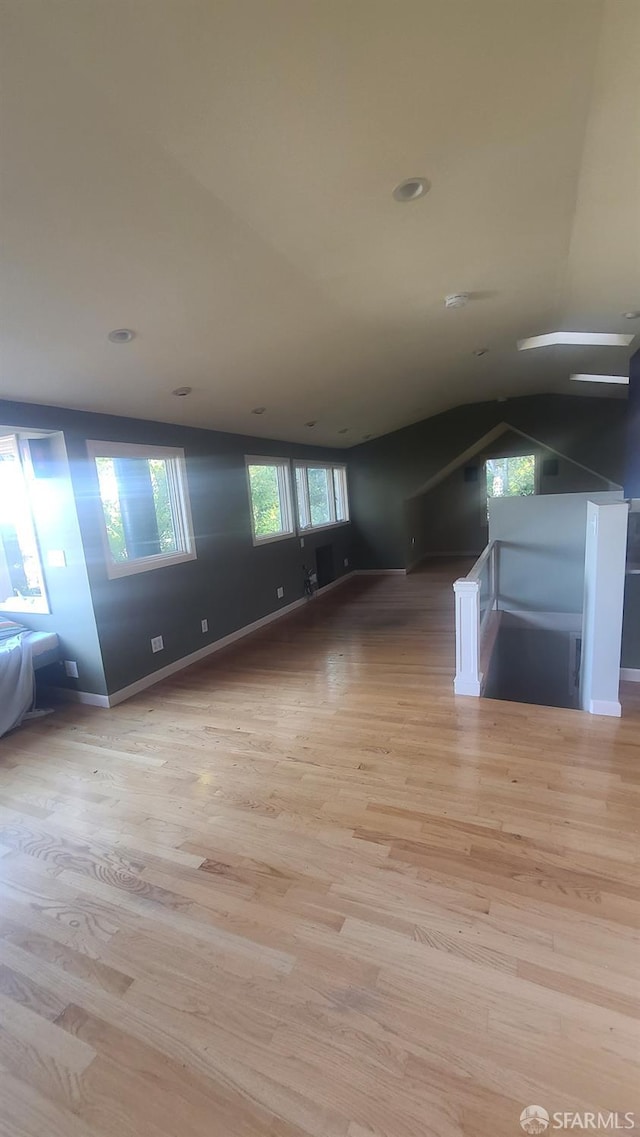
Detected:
[1,0,638,446]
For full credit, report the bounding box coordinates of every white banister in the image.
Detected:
[579,500,628,716]
[453,540,500,697]
[467,540,493,582]
[453,577,482,695]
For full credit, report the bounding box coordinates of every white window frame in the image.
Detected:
[293,460,350,533]
[245,456,296,546]
[482,452,538,528]
[87,440,196,579]
[0,433,50,614]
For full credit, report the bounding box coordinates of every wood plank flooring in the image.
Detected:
[0,561,639,1137]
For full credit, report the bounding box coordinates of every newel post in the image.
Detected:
[453,578,482,696]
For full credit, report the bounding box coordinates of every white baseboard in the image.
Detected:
[50,574,355,710]
[314,572,354,596]
[108,594,310,706]
[620,667,640,682]
[453,675,483,697]
[588,699,622,717]
[48,687,111,708]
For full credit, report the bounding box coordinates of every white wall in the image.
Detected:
[580,500,629,716]
[489,491,623,613]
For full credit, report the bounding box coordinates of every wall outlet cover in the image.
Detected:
[300,537,304,548]
[344,557,349,566]
[201,618,208,633]
[276,586,284,599]
[151,636,164,653]
[63,659,79,678]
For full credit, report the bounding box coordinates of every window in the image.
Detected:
[485,453,536,524]
[485,454,536,500]
[87,441,196,578]
[245,457,295,544]
[294,462,349,531]
[0,435,49,613]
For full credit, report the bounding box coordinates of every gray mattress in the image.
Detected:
[26,631,61,670]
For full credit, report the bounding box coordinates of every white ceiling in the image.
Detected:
[1,0,638,447]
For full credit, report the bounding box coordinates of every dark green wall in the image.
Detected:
[350,394,627,569]
[405,429,616,566]
[622,573,640,670]
[3,390,636,692]
[0,400,353,696]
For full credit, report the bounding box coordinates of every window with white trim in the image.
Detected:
[87,441,196,578]
[294,462,349,531]
[246,457,295,544]
[0,434,49,613]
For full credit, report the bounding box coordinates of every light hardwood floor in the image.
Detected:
[0,562,639,1137]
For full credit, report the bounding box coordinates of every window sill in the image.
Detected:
[298,520,350,536]
[0,597,50,615]
[252,530,296,547]
[104,550,197,580]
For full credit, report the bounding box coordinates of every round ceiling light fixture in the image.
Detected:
[623,311,640,320]
[392,177,430,203]
[251,406,266,415]
[172,386,192,397]
[108,328,135,343]
[444,293,470,310]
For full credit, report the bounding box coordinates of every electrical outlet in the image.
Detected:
[201,618,208,633]
[150,635,164,653]
[300,537,304,548]
[63,659,79,678]
[344,557,349,567]
[276,586,284,599]
[410,536,416,545]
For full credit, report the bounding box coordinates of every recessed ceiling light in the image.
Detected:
[305,420,317,428]
[518,331,634,350]
[251,406,266,415]
[392,177,430,203]
[444,293,470,310]
[172,386,192,397]
[624,311,640,320]
[570,373,629,385]
[473,347,489,357]
[108,328,135,343]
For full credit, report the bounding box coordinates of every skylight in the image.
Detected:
[570,373,629,385]
[517,332,634,350]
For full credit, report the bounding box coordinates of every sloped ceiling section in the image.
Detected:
[0,0,638,446]
[407,422,622,499]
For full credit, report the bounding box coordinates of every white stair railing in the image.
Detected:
[453,541,499,697]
